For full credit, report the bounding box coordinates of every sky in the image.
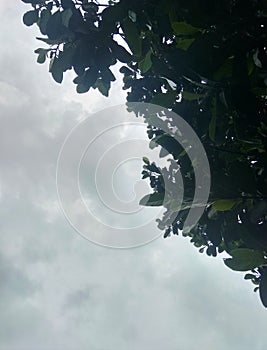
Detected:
[0,1,267,349]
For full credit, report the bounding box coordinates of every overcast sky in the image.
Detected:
[0,2,267,349]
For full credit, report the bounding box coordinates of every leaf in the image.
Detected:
[139,192,165,206]
[146,163,161,174]
[252,87,267,97]
[68,8,85,32]
[36,50,47,64]
[253,49,262,68]
[36,37,63,45]
[94,79,110,97]
[49,57,64,83]
[212,199,241,211]
[21,0,40,4]
[213,58,233,80]
[58,44,75,71]
[150,133,182,158]
[49,46,74,83]
[182,91,205,100]
[208,97,217,141]
[164,227,171,238]
[46,10,69,40]
[47,1,53,11]
[23,10,38,27]
[112,42,132,63]
[247,54,255,76]
[139,50,152,73]
[175,37,195,51]
[206,245,217,257]
[34,48,46,54]
[121,18,142,56]
[84,68,99,87]
[77,83,90,93]
[224,248,266,272]
[142,157,150,165]
[82,2,98,12]
[75,68,99,92]
[101,68,116,83]
[172,21,202,36]
[150,92,177,108]
[95,46,115,69]
[38,9,51,35]
[101,2,126,23]
[61,0,74,9]
[62,8,73,28]
[259,268,267,307]
[73,75,83,84]
[128,10,136,22]
[249,201,267,224]
[206,220,222,246]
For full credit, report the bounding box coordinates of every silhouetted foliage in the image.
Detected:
[22,0,267,306]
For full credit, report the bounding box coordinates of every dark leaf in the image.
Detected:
[121,18,141,56]
[21,0,40,3]
[259,268,267,307]
[142,157,150,165]
[101,2,127,23]
[182,91,205,100]
[163,227,171,238]
[249,201,267,224]
[49,57,64,83]
[94,79,110,97]
[171,21,202,36]
[46,10,70,40]
[23,10,38,27]
[62,8,73,28]
[139,192,165,206]
[36,49,47,64]
[224,249,266,272]
[212,199,241,212]
[139,50,152,73]
[82,2,98,12]
[111,42,132,63]
[38,9,51,35]
[151,92,176,108]
[47,2,53,11]
[206,220,222,246]
[77,83,90,93]
[101,68,116,83]
[61,0,74,10]
[36,37,63,45]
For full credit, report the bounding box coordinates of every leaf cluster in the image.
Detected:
[22,0,267,306]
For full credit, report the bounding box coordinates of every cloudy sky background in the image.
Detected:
[0,2,267,349]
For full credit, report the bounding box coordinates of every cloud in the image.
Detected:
[63,287,92,310]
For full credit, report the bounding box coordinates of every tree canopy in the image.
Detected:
[21,0,267,306]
